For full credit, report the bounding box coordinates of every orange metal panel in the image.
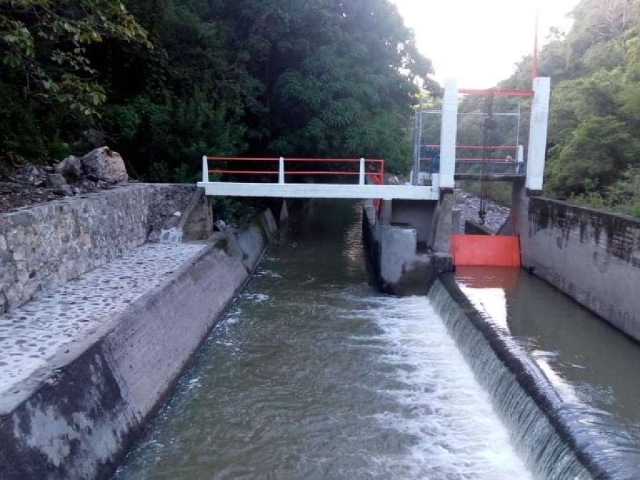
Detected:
[450,235,521,267]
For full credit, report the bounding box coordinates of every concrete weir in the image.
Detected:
[0,186,279,480]
[430,277,604,479]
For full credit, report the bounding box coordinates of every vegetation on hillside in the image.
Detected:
[0,0,433,181]
[500,0,640,217]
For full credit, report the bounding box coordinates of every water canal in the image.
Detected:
[113,200,640,479]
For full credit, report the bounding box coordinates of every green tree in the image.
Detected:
[0,0,148,116]
[497,0,640,215]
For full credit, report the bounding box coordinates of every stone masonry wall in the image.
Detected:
[0,184,196,314]
[523,197,640,342]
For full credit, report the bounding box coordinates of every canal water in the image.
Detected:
[114,201,531,479]
[456,267,640,478]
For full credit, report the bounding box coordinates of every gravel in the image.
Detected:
[455,190,511,233]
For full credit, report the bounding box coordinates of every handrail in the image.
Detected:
[201,156,385,186]
[207,171,384,176]
[457,88,535,98]
[460,160,514,163]
[419,144,525,165]
[205,156,384,162]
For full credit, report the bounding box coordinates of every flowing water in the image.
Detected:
[113,201,532,480]
[456,266,640,478]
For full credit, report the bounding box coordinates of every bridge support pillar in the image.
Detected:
[439,78,459,190]
[363,198,454,296]
[431,192,456,254]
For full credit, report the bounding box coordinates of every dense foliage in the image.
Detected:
[500,0,640,216]
[0,0,432,180]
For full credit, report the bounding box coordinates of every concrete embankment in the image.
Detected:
[0,186,280,480]
[520,198,640,343]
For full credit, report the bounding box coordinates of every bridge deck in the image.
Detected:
[197,181,440,200]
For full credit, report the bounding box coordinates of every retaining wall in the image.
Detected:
[0,184,199,314]
[0,210,278,480]
[522,197,640,342]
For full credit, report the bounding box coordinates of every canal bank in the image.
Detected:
[0,185,280,480]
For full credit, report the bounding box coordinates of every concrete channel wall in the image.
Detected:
[0,184,202,314]
[0,210,278,480]
[522,197,640,342]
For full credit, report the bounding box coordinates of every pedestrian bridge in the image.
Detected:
[197,156,440,200]
[197,78,551,200]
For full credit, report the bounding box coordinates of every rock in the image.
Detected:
[17,166,45,187]
[78,178,97,190]
[46,174,72,196]
[214,220,227,232]
[456,189,510,233]
[147,230,162,243]
[80,147,128,184]
[55,155,83,179]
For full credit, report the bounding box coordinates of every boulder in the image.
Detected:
[46,173,72,196]
[55,155,83,179]
[80,147,128,184]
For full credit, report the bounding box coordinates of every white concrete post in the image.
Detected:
[432,173,440,190]
[202,155,209,183]
[359,158,365,185]
[279,157,285,184]
[526,77,551,191]
[439,78,459,190]
[517,145,524,174]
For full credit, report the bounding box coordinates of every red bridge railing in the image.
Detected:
[202,157,385,186]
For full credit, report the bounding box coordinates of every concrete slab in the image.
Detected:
[197,181,440,200]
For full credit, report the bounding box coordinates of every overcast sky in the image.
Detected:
[392,0,580,88]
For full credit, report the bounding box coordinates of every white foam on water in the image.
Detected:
[255,270,283,279]
[360,295,532,480]
[240,293,269,303]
